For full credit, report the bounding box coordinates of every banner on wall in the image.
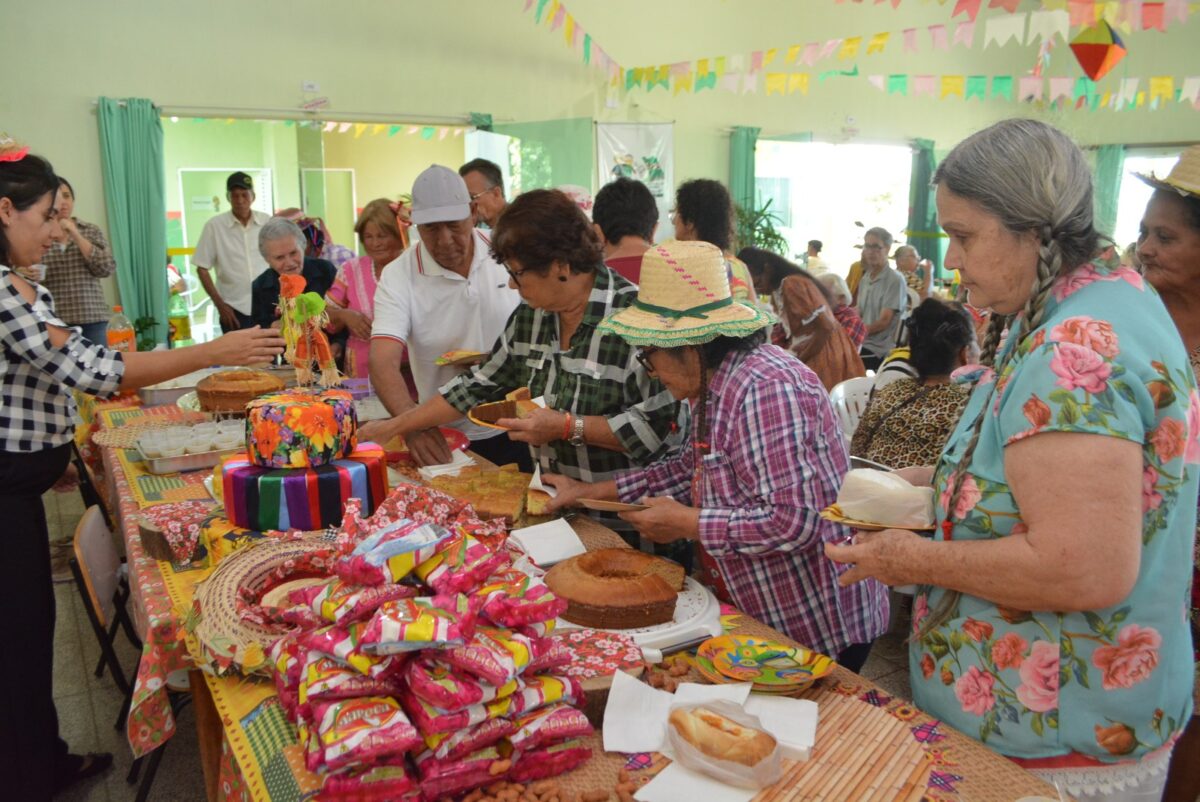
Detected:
[596,123,675,242]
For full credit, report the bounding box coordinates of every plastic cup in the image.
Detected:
[138,434,165,459]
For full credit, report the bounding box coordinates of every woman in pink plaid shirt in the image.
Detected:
[545,239,889,671]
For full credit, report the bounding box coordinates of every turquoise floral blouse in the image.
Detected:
[911,259,1198,763]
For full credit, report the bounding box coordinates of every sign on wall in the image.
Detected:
[596,123,674,242]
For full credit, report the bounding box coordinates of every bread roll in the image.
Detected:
[668,707,776,767]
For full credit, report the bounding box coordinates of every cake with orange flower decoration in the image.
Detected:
[218,389,388,531]
[245,389,356,468]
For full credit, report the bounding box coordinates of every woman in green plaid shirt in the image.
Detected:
[360,189,685,535]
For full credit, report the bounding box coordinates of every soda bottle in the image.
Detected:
[106,305,136,352]
[168,292,193,348]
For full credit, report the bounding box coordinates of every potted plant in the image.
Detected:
[735,199,789,255]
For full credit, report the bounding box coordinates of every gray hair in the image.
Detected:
[893,244,918,260]
[864,226,893,249]
[918,118,1102,640]
[258,217,307,258]
[817,272,852,306]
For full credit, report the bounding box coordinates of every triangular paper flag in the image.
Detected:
[941,75,966,98]
[438,127,449,140]
[786,45,801,63]
[695,71,717,91]
[741,71,760,94]
[766,73,788,95]
[338,122,352,133]
[421,127,436,140]
[563,14,574,43]
[818,39,842,60]
[867,32,890,53]
[988,0,1021,10]
[1049,76,1074,102]
[323,121,336,132]
[1165,0,1189,24]
[407,125,420,135]
[868,74,886,91]
[715,56,727,75]
[371,124,385,135]
[1019,75,1044,101]
[765,48,778,65]
[903,28,919,52]
[549,4,565,31]
[1027,9,1070,42]
[673,72,693,94]
[1181,76,1200,104]
[929,24,950,50]
[1117,78,1140,107]
[839,37,862,58]
[985,13,1026,46]
[913,75,938,96]
[991,75,1014,99]
[954,20,977,47]
[751,51,764,72]
[1149,75,1175,103]
[388,125,401,136]
[1069,0,1097,26]
[801,43,820,66]
[953,0,983,20]
[887,74,908,95]
[965,75,988,99]
[788,73,810,94]
[1143,2,1167,30]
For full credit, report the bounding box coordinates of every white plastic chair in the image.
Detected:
[828,375,876,441]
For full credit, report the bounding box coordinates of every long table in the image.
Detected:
[98,404,1060,802]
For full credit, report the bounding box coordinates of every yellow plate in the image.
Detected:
[435,350,488,367]
[706,635,835,688]
[819,504,935,532]
[467,397,540,431]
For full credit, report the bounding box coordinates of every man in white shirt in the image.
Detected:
[193,171,270,331]
[370,165,521,466]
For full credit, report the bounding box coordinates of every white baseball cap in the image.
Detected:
[410,165,472,225]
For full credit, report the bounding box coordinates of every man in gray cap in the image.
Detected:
[193,171,270,331]
[370,165,521,466]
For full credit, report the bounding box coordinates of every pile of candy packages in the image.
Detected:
[257,486,595,800]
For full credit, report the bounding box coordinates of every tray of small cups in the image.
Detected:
[135,420,247,475]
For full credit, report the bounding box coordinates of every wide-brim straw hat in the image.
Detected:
[598,239,775,347]
[1135,145,1200,199]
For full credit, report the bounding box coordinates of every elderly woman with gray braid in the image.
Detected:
[827,119,1197,802]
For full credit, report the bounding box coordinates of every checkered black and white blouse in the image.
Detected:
[0,266,124,452]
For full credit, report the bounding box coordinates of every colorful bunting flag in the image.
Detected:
[867,32,890,53]
[952,0,983,20]
[673,71,694,94]
[801,42,820,66]
[965,75,988,99]
[914,75,938,96]
[786,44,801,63]
[992,75,1014,99]
[941,75,966,98]
[789,73,811,94]
[1068,0,1097,26]
[1049,76,1074,102]
[766,73,788,95]
[1143,2,1167,30]
[818,39,842,60]
[988,0,1022,11]
[1027,9,1070,43]
[985,13,1026,46]
[1181,76,1200,105]
[1149,75,1175,103]
[903,28,919,52]
[929,24,950,50]
[953,20,977,47]
[839,37,862,58]
[888,74,908,94]
[868,74,886,91]
[338,122,352,133]
[421,126,436,140]
[1019,75,1045,101]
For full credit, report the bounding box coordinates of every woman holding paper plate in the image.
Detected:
[826,119,1196,801]
[541,238,890,672]
[359,189,684,541]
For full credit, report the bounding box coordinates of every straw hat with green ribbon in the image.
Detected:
[598,239,775,347]
[1135,144,1200,199]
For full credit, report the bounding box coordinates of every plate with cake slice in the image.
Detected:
[467,387,542,430]
[544,549,722,649]
[435,349,489,367]
[578,499,649,513]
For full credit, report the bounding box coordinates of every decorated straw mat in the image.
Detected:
[91,410,209,448]
[192,532,337,676]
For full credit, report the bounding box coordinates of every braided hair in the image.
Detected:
[916,119,1104,639]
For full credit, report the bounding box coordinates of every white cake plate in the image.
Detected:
[553,576,723,652]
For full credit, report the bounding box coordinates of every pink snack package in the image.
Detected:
[300,653,406,713]
[421,716,517,762]
[291,577,418,625]
[404,656,521,711]
[361,594,475,655]
[268,635,305,721]
[509,703,594,755]
[337,488,508,555]
[333,518,450,586]
[526,637,572,674]
[472,569,567,628]
[413,743,513,800]
[298,621,407,679]
[314,696,422,771]
[507,738,593,783]
[510,674,584,715]
[414,530,512,595]
[398,687,514,736]
[439,627,535,687]
[316,756,421,801]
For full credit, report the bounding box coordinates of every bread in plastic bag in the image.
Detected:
[835,468,935,528]
[665,700,782,789]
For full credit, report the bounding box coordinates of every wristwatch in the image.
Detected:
[568,414,586,447]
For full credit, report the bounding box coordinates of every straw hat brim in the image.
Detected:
[598,299,777,348]
[1134,171,1200,199]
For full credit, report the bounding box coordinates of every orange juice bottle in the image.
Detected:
[106,305,136,352]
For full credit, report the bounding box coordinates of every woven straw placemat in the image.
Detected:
[91,411,209,448]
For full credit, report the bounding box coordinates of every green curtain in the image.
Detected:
[1092,145,1124,239]
[97,97,167,347]
[906,138,942,277]
[729,126,761,211]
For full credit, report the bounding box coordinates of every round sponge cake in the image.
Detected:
[544,549,685,629]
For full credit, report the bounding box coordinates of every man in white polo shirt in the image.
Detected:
[193,171,270,331]
[370,165,522,467]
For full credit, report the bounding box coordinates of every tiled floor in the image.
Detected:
[45,489,206,802]
[45,488,912,801]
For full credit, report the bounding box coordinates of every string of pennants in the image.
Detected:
[842,0,1192,32]
[176,119,469,140]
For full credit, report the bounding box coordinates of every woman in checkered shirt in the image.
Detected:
[0,145,284,800]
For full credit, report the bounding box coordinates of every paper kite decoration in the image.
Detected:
[1070,22,1127,81]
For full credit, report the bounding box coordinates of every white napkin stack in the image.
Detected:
[415,449,475,481]
[508,519,586,566]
